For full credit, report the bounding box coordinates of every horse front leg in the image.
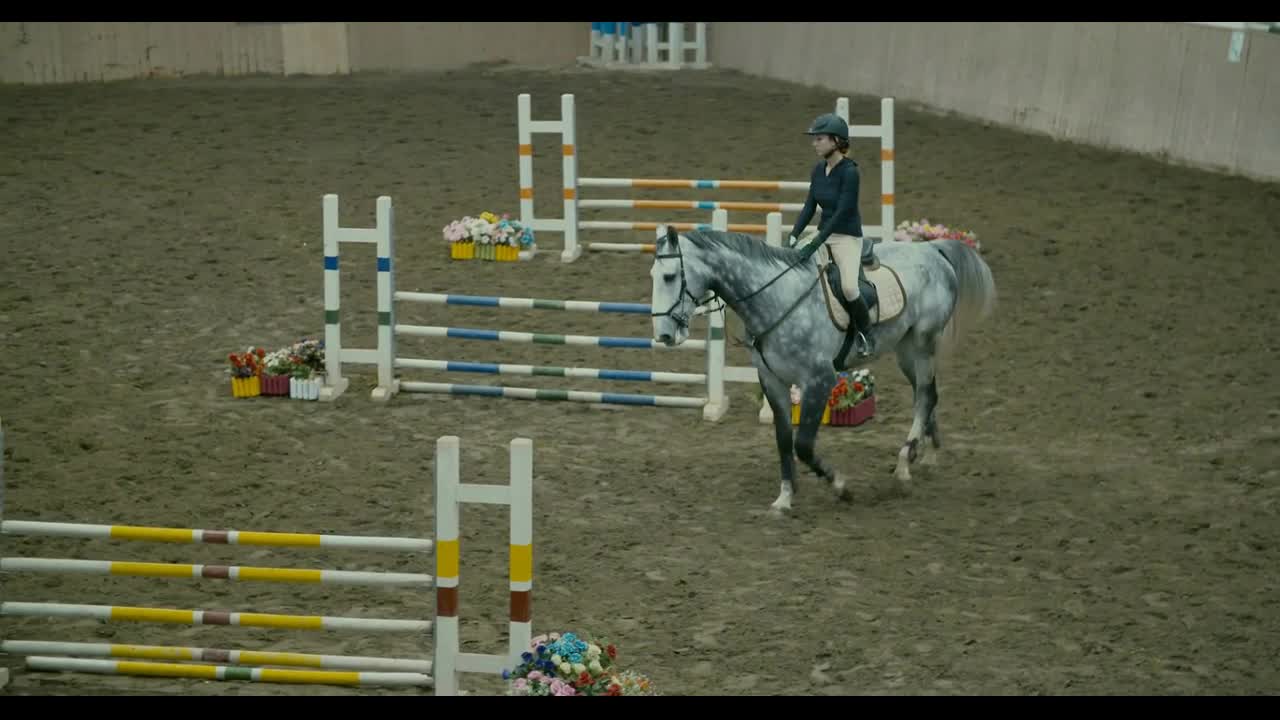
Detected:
[758,371,798,516]
[794,381,851,503]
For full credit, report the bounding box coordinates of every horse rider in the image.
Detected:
[788,112,875,357]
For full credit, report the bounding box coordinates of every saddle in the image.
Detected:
[816,238,907,366]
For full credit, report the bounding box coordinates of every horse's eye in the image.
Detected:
[663,273,677,283]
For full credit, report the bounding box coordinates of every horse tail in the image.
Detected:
[934,239,997,353]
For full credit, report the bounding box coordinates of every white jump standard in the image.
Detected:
[581,22,709,69]
[318,194,732,421]
[516,93,895,262]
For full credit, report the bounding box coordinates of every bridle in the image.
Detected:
[650,230,818,368]
[650,231,724,333]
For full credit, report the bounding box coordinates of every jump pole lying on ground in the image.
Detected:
[516,92,894,262]
[0,423,533,695]
[318,195,733,422]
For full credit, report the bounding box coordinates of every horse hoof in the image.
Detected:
[832,475,853,502]
[895,464,912,484]
[768,503,792,519]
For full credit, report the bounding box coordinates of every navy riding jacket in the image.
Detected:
[791,157,867,261]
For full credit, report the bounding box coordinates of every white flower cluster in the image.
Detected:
[263,348,293,375]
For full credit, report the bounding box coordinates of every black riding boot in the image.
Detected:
[849,295,876,357]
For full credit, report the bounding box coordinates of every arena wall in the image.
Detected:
[5,21,1274,182]
[0,22,587,84]
[708,22,1280,182]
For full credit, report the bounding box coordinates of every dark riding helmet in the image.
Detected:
[804,113,849,142]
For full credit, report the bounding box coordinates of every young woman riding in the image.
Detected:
[789,112,875,357]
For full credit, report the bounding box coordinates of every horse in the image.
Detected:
[649,227,997,516]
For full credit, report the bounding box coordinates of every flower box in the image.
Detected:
[228,347,266,398]
[789,368,875,426]
[260,374,291,396]
[450,240,475,260]
[444,212,535,262]
[505,631,657,696]
[830,395,876,426]
[894,219,981,252]
[231,376,260,398]
[290,376,322,400]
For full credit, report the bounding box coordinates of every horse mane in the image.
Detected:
[664,228,803,266]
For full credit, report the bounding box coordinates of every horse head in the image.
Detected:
[650,226,713,347]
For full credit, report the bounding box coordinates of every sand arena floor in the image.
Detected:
[0,64,1278,695]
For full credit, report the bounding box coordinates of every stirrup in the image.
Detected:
[854,331,874,357]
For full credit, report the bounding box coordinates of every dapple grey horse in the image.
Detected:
[650,228,996,516]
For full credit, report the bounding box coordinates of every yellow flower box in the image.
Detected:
[231,376,261,398]
[450,241,475,260]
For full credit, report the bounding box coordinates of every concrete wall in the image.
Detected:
[347,22,586,72]
[0,22,285,83]
[709,22,1280,182]
[0,22,587,84]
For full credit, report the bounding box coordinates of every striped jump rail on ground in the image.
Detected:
[397,358,705,385]
[402,382,708,409]
[394,324,708,351]
[0,520,432,552]
[0,557,433,586]
[1,640,433,674]
[0,601,432,632]
[25,656,432,688]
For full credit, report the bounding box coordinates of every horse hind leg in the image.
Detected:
[922,396,943,463]
[893,339,940,490]
[919,383,943,467]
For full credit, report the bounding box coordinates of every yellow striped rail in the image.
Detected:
[0,557,432,586]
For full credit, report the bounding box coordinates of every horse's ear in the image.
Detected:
[666,226,679,243]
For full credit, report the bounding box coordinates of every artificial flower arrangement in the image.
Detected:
[227,347,266,398]
[503,631,659,696]
[894,219,980,251]
[790,368,876,426]
[228,339,326,400]
[443,210,535,261]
